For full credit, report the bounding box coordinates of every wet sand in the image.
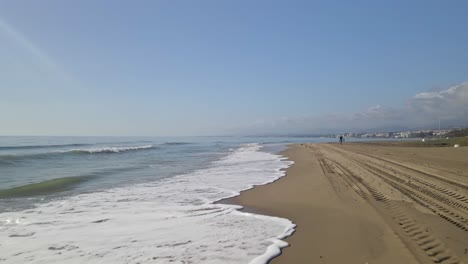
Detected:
[228,143,468,263]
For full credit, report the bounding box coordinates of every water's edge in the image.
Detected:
[218,146,296,264]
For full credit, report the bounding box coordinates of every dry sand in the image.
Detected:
[228,143,468,264]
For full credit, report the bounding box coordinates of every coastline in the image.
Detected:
[226,143,468,263]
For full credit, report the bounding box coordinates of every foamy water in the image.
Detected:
[0,143,294,263]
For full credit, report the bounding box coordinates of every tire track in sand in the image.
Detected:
[309,144,465,264]
[324,145,468,232]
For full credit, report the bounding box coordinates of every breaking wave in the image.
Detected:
[0,145,156,166]
[66,145,154,154]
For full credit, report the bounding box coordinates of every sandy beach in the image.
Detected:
[229,143,468,263]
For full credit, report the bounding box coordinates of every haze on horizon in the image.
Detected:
[1,1,467,136]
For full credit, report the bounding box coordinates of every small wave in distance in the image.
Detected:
[163,142,193,146]
[0,143,91,150]
[65,145,154,154]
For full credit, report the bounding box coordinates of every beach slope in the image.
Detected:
[230,143,468,263]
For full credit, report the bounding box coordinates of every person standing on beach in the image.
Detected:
[339,136,343,144]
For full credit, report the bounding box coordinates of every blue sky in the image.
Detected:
[1,0,467,136]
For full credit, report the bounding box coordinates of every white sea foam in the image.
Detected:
[66,145,154,154]
[0,143,294,264]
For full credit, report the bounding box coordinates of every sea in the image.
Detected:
[0,136,335,263]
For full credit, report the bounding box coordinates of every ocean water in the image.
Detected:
[0,136,330,263]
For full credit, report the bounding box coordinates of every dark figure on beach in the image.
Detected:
[339,136,343,144]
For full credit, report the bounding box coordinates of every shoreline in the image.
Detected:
[216,149,296,264]
[226,142,468,263]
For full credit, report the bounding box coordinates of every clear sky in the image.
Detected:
[1,0,467,136]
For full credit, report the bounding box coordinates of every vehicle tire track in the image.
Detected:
[329,145,468,206]
[340,146,468,190]
[312,145,465,263]
[323,145,468,232]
